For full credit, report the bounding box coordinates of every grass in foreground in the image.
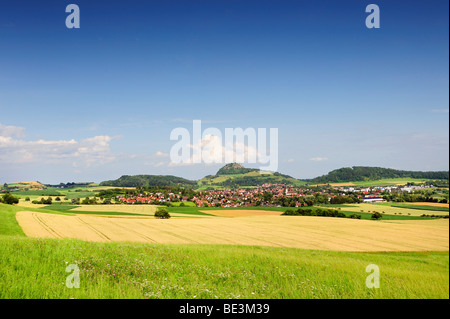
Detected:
[0,236,448,299]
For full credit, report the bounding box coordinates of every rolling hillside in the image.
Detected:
[16,165,446,190]
[197,163,305,189]
[99,175,197,188]
[308,166,449,184]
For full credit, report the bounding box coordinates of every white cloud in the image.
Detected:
[0,124,116,167]
[287,158,295,163]
[169,134,262,167]
[0,123,26,138]
[155,151,169,157]
[310,157,328,162]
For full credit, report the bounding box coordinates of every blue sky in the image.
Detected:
[0,0,448,184]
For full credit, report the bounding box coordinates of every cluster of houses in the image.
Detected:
[339,184,433,194]
[116,192,183,204]
[114,183,392,207]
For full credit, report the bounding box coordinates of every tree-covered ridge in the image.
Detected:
[309,166,449,184]
[212,173,300,187]
[99,175,197,188]
[216,163,259,175]
[97,166,449,188]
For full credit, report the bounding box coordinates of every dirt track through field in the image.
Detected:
[15,211,449,252]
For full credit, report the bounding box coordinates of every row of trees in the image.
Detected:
[282,207,383,220]
[282,207,364,219]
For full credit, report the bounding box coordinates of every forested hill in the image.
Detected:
[308,166,449,184]
[99,175,197,188]
[216,163,259,175]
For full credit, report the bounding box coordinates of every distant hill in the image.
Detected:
[197,163,304,189]
[308,166,449,184]
[0,181,45,192]
[216,163,259,175]
[97,165,449,189]
[99,175,197,188]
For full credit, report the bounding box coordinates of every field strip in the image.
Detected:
[69,205,157,215]
[68,204,212,218]
[32,213,63,239]
[15,211,449,252]
[187,223,286,247]
[399,202,449,208]
[108,221,158,243]
[201,209,282,218]
[75,217,111,241]
[335,203,449,216]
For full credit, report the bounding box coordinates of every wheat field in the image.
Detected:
[336,203,448,216]
[15,211,449,252]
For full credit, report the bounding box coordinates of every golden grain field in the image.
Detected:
[203,209,282,217]
[333,203,449,216]
[16,211,449,252]
[404,202,449,208]
[71,205,159,215]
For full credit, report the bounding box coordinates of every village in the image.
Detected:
[114,183,436,207]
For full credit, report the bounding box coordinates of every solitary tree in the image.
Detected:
[154,208,171,219]
[371,212,383,220]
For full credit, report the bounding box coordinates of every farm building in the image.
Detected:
[362,195,385,203]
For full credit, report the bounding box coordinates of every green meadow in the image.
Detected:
[0,236,448,299]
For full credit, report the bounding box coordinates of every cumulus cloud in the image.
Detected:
[169,134,262,166]
[310,157,328,162]
[0,123,116,167]
[0,123,26,138]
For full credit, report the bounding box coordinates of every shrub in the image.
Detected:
[2,193,19,205]
[154,208,171,219]
[283,208,347,218]
[282,209,296,216]
[25,197,30,201]
[371,212,383,220]
[349,214,361,219]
